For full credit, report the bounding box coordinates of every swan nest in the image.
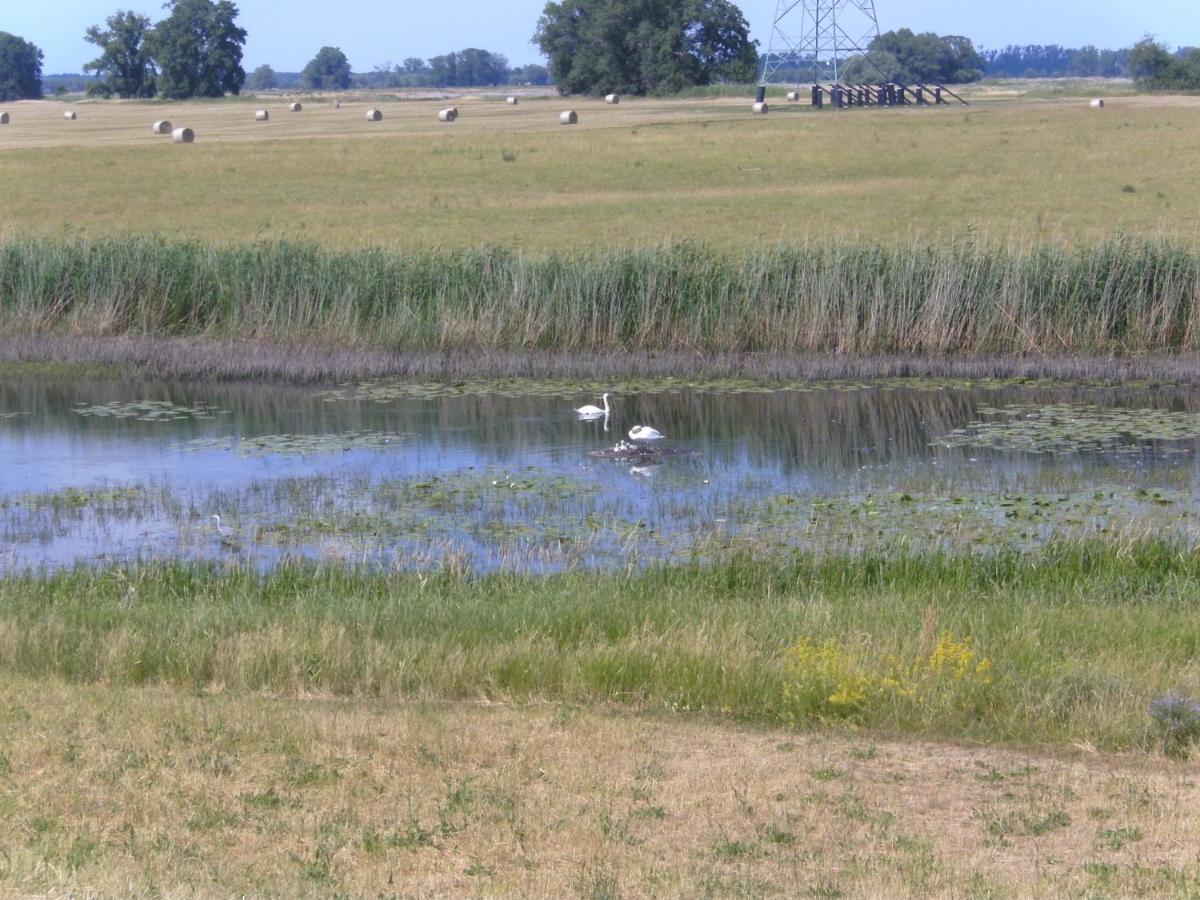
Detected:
[587,441,696,461]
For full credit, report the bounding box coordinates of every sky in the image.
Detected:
[8,0,1199,75]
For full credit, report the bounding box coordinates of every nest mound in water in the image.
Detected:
[587,441,695,461]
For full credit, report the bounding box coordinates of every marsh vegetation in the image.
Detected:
[3,235,1200,361]
[4,90,1200,894]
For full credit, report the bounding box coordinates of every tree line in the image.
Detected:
[981,44,1133,78]
[245,52,551,92]
[765,33,1200,87]
[3,4,546,99]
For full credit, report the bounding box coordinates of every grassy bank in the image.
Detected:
[2,236,1200,359]
[2,539,1199,751]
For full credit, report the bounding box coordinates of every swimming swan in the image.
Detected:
[576,393,611,417]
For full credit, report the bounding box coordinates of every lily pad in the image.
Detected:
[936,404,1200,455]
[184,431,405,457]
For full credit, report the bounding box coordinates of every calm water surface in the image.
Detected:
[2,377,1198,571]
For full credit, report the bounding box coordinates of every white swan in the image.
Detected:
[628,425,665,441]
[576,393,611,418]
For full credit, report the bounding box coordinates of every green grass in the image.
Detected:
[1,538,1198,750]
[3,234,1200,356]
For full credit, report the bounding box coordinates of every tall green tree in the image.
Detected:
[427,52,457,87]
[246,63,277,90]
[534,0,757,96]
[425,48,508,87]
[0,32,43,101]
[299,46,351,90]
[843,29,983,83]
[83,10,156,98]
[150,0,246,98]
[1130,38,1200,90]
[456,48,508,86]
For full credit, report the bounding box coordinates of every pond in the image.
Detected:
[2,376,1198,572]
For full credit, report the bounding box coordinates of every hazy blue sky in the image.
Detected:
[9,0,1199,75]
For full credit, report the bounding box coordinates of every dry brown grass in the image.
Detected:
[0,93,743,150]
[1,676,1197,897]
[2,94,1199,249]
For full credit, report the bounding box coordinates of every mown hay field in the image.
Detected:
[1,92,1198,250]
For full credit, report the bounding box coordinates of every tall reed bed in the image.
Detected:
[1,235,1198,356]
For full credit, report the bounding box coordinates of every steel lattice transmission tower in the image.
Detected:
[759,0,881,87]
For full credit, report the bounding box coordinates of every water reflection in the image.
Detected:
[2,376,1199,571]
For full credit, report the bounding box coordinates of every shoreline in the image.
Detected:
[3,334,1200,385]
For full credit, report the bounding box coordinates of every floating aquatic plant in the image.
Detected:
[313,376,1007,406]
[74,400,227,422]
[937,404,1200,455]
[184,431,404,457]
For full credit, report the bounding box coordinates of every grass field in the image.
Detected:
[2,93,1199,249]
[2,676,1197,897]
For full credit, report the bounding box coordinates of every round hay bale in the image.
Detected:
[171,127,195,144]
[506,96,518,105]
[64,111,77,120]
[152,119,172,134]
[1090,98,1105,108]
[365,108,382,121]
[437,108,457,122]
[751,101,768,114]
[559,109,578,125]
[604,93,620,104]
[255,109,269,121]
[786,90,800,101]
[289,102,302,112]
[0,112,9,125]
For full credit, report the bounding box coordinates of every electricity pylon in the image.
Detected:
[758,0,881,87]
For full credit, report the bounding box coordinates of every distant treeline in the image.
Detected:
[44,58,550,96]
[981,41,1199,82]
[42,72,98,94]
[247,52,551,91]
[980,45,1133,78]
[763,39,1197,86]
